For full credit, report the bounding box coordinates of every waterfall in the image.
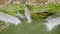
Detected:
[45,16,60,31]
[0,12,21,25]
[16,11,25,19]
[24,4,32,23]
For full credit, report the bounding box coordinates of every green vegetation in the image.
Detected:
[29,4,60,20]
[0,4,60,20]
[0,4,60,34]
[0,4,24,16]
[29,4,60,13]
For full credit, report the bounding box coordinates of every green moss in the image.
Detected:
[0,4,24,16]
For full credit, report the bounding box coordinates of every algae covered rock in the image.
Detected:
[31,12,55,20]
[0,4,24,16]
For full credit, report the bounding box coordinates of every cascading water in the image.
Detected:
[16,4,32,23]
[24,4,32,23]
[16,11,25,19]
[0,12,21,25]
[45,15,60,31]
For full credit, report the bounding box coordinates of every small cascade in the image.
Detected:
[24,4,32,23]
[45,16,60,31]
[16,11,25,19]
[0,12,21,25]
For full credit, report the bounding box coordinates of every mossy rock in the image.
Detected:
[31,12,55,20]
[0,4,24,16]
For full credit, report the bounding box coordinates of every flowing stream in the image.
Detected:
[45,16,60,31]
[24,4,32,23]
[0,12,21,25]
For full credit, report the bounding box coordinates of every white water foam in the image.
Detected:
[45,16,60,31]
[24,4,32,23]
[0,12,21,25]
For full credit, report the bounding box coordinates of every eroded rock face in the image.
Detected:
[0,21,8,32]
[26,0,60,6]
[0,0,60,7]
[31,12,54,20]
